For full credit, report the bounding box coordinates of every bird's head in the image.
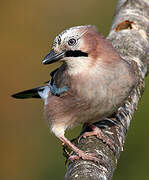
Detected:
[42,25,119,75]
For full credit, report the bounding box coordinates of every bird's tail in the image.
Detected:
[11,86,47,99]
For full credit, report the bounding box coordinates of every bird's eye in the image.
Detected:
[68,38,77,46]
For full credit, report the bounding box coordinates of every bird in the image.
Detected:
[12,25,137,162]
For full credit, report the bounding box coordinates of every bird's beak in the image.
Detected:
[42,49,65,65]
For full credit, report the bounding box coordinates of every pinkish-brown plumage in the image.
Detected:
[12,25,137,162]
[42,25,137,161]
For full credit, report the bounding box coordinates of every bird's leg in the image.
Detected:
[50,84,68,96]
[80,124,114,150]
[60,136,101,163]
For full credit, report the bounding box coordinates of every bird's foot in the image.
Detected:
[60,136,102,164]
[50,84,68,96]
[69,150,101,164]
[80,124,114,150]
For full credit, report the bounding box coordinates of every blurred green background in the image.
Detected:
[1,0,149,179]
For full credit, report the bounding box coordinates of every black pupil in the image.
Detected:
[68,38,76,46]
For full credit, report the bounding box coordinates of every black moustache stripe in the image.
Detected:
[65,50,88,57]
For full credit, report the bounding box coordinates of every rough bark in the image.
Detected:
[64,0,149,179]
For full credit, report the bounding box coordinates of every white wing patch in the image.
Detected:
[38,86,50,105]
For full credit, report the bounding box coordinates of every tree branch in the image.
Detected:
[64,0,149,179]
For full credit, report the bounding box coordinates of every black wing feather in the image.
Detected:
[12,86,44,99]
[12,67,60,99]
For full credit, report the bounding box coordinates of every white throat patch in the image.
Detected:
[64,57,90,75]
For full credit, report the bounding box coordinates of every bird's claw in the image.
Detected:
[79,125,114,150]
[68,151,102,164]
